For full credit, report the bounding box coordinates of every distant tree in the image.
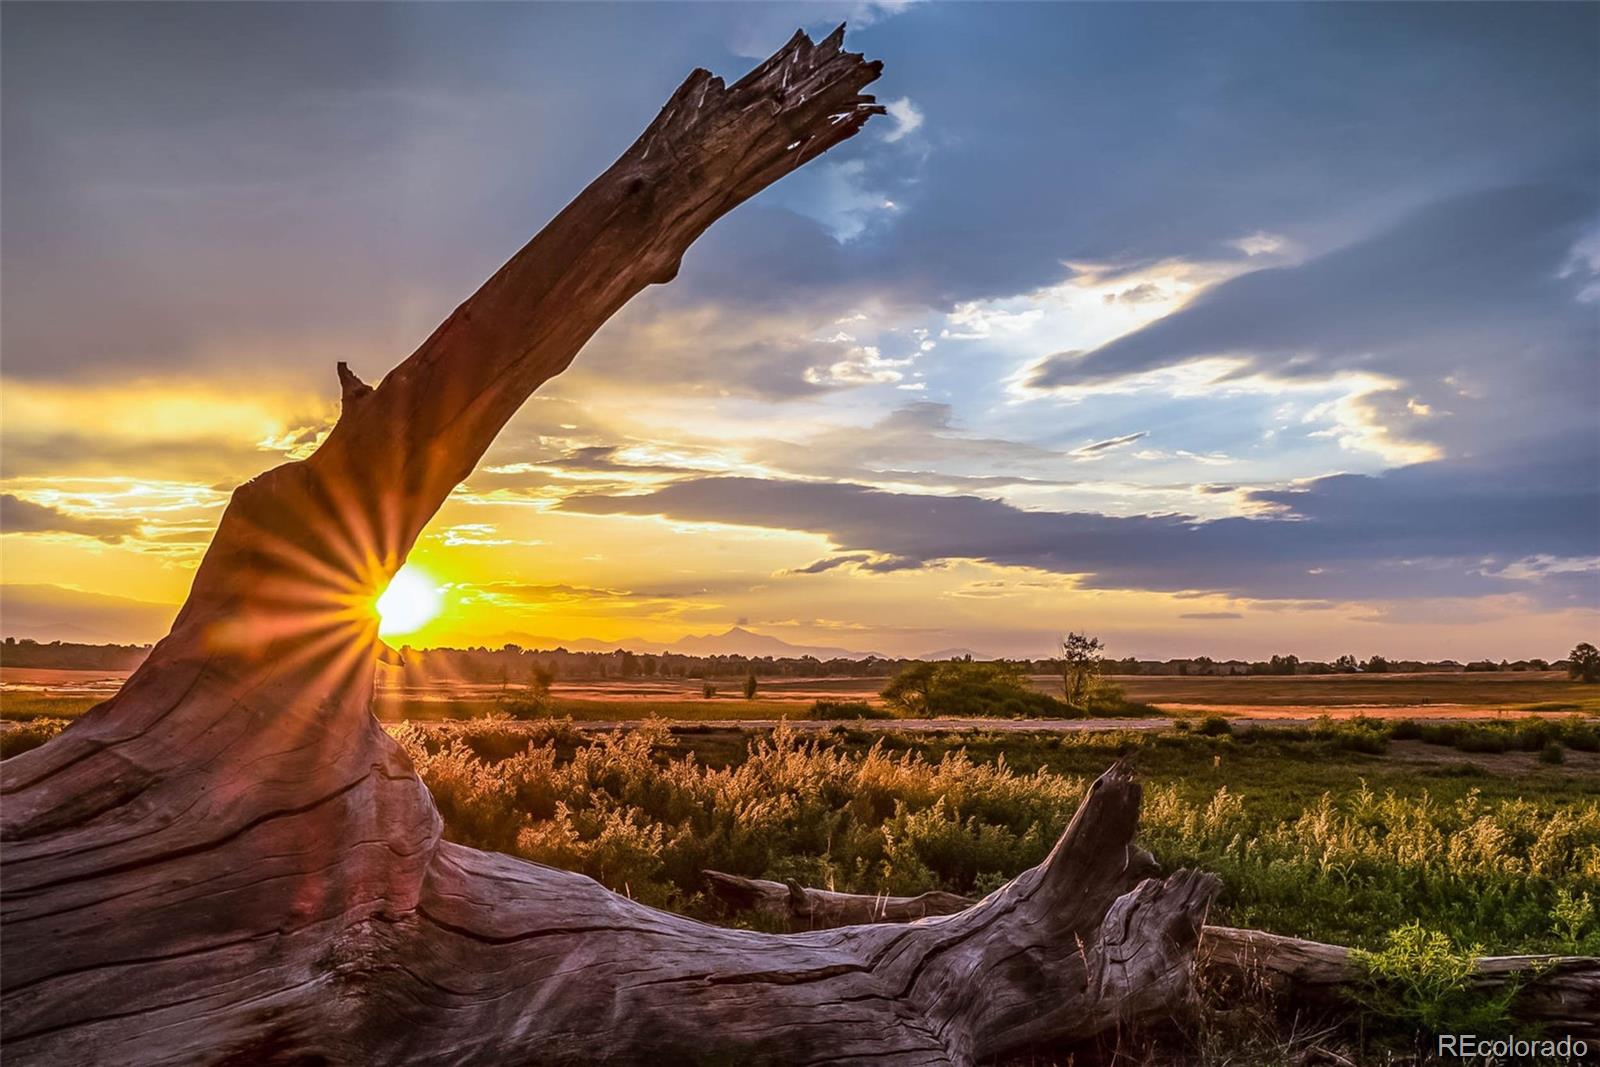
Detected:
[1334,654,1359,674]
[530,663,555,696]
[702,682,718,699]
[1268,654,1299,676]
[743,671,758,700]
[1529,658,1550,671]
[1060,632,1105,708]
[1568,643,1600,683]
[881,662,936,715]
[1109,655,1142,676]
[1363,655,1391,674]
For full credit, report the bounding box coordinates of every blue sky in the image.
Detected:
[2,2,1596,657]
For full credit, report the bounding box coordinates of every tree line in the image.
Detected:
[3,636,1594,682]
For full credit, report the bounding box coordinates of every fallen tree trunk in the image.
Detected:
[0,29,1221,1066]
[703,872,1600,1040]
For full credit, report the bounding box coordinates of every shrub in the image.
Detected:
[1539,742,1565,765]
[1351,923,1520,1038]
[808,700,895,721]
[502,697,551,720]
[1196,715,1233,737]
[702,682,717,699]
[881,660,1066,718]
[1551,887,1595,951]
[0,718,70,760]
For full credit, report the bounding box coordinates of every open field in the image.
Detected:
[7,666,1597,1060]
[6,714,1595,960]
[5,666,1596,722]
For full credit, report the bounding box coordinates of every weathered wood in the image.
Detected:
[703,873,1600,1040]
[0,27,1223,1066]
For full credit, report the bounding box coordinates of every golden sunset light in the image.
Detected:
[2,9,1597,1063]
[375,564,444,638]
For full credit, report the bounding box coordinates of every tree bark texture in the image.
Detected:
[703,872,1600,1040]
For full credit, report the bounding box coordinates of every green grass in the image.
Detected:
[0,693,104,720]
[380,696,806,722]
[7,713,1596,1051]
[368,717,1600,955]
[1102,671,1600,710]
[8,704,1594,1060]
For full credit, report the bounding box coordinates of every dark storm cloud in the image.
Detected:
[1,495,141,543]
[559,467,1597,605]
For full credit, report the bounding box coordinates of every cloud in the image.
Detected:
[558,464,1597,605]
[1179,612,1243,620]
[882,97,924,143]
[804,343,913,386]
[1,494,142,543]
[1024,185,1598,464]
[1072,431,1148,457]
[787,553,922,575]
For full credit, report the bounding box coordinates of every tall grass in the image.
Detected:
[7,714,1593,952]
[392,719,1600,953]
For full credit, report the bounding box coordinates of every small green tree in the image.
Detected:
[702,681,717,699]
[503,663,555,719]
[880,661,936,715]
[1060,632,1104,708]
[1568,642,1600,683]
[743,671,758,700]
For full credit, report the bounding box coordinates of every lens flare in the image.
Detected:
[375,564,442,637]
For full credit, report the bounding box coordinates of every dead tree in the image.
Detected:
[0,30,1219,1065]
[703,873,1600,1040]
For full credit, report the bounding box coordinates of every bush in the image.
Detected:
[502,697,551,720]
[702,682,717,699]
[881,660,1066,718]
[1196,715,1233,737]
[0,719,71,760]
[808,700,896,720]
[1351,923,1520,1038]
[1539,742,1565,765]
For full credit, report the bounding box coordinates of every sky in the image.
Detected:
[2,1,1596,660]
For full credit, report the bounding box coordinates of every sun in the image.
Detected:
[375,564,442,637]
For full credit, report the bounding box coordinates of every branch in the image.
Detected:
[703,874,1600,1040]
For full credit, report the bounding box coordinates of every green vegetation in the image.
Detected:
[1569,641,1600,683]
[0,693,104,721]
[1058,631,1104,709]
[807,699,896,720]
[882,659,1065,717]
[0,717,72,759]
[1351,923,1522,1039]
[358,719,1600,956]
